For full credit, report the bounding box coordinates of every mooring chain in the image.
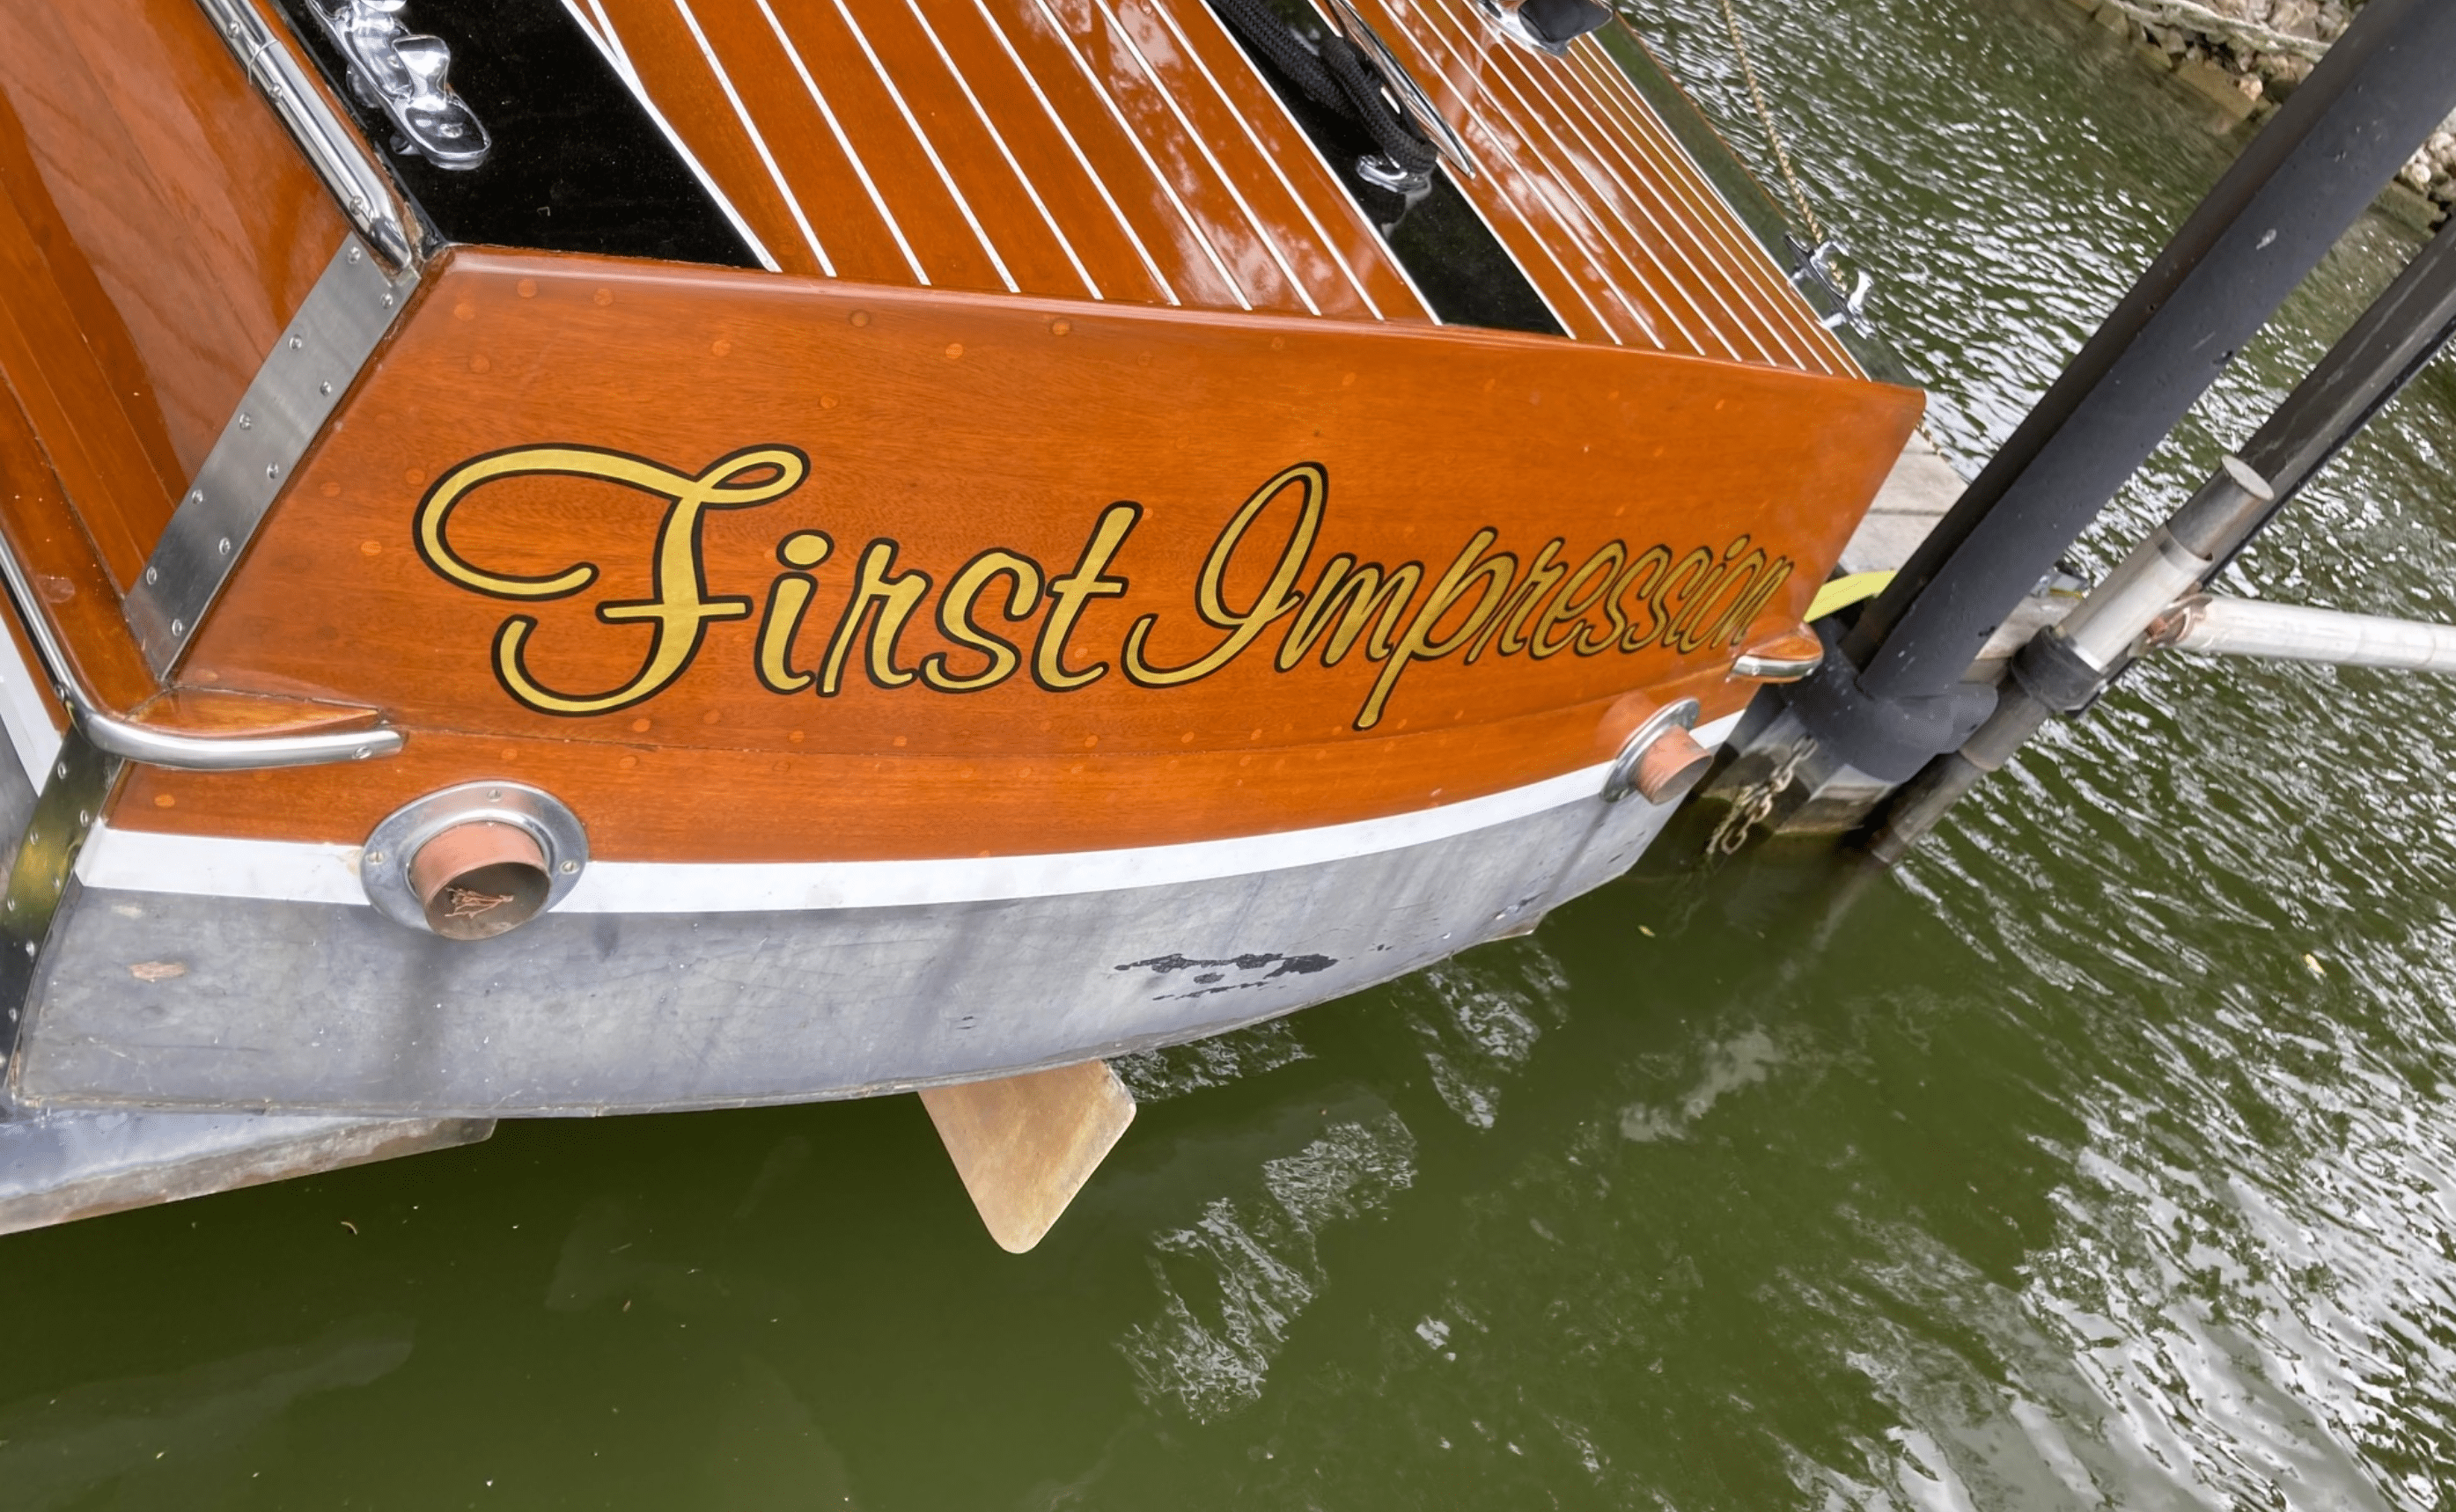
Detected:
[1708,736,1814,856]
[1703,0,1960,459]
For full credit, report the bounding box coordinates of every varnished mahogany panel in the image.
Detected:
[0,0,347,536]
[0,363,161,715]
[122,251,1917,860]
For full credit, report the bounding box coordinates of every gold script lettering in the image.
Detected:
[416,445,806,716]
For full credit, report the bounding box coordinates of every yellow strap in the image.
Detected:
[1807,570,1893,622]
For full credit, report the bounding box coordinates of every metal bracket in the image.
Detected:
[308,0,491,170]
[0,732,118,1097]
[124,234,417,681]
[193,0,419,267]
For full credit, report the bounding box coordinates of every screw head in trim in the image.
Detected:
[288,334,304,350]
[366,849,386,865]
[54,762,66,778]
[382,292,395,308]
[218,538,232,554]
[238,414,252,429]
[320,381,334,396]
[188,490,203,505]
[266,463,280,481]
[349,246,364,263]
[559,860,578,875]
[170,620,184,635]
[144,566,158,584]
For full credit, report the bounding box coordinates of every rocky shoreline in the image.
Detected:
[2056,0,2454,225]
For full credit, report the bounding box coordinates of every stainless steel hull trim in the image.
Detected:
[13,759,1698,1118]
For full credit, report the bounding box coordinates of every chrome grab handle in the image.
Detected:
[0,535,402,773]
[79,709,401,772]
[194,0,418,268]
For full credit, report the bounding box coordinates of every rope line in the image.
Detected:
[1712,0,1823,242]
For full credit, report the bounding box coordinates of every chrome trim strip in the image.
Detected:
[78,712,1746,910]
[194,0,419,268]
[0,601,65,790]
[0,730,115,1083]
[1321,0,1478,178]
[125,235,418,680]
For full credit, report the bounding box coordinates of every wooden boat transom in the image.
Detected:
[0,0,1919,1186]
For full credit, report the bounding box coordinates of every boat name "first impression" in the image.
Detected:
[415,444,1795,731]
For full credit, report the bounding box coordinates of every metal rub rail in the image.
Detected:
[193,0,420,268]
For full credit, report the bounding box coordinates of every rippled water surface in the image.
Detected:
[8,0,2456,1505]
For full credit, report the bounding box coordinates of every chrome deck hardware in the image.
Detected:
[309,0,490,171]
[1788,237,1874,334]
[1474,0,1614,57]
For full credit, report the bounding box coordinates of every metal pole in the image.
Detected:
[1866,214,2456,862]
[2149,595,2456,672]
[1786,0,2456,783]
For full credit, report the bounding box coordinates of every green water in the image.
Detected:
[9,0,2456,1505]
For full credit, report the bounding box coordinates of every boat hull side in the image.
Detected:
[12,746,1685,1116]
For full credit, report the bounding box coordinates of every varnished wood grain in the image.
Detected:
[114,250,1916,859]
[0,0,349,588]
[0,364,165,715]
[577,0,1847,367]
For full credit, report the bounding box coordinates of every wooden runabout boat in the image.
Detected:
[0,0,1916,1244]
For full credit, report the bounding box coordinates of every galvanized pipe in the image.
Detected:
[1787,0,2456,788]
[2148,595,2456,672]
[1864,209,2456,863]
